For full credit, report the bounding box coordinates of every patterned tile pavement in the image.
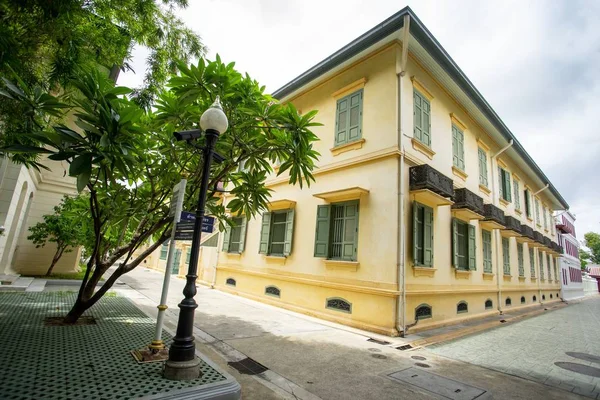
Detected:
[429,296,600,399]
[0,292,226,400]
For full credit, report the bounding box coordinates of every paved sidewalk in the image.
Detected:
[115,267,589,400]
[429,295,600,399]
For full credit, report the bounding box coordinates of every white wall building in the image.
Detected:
[555,211,584,300]
[0,157,80,276]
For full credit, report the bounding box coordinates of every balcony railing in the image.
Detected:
[543,237,552,248]
[504,216,522,234]
[520,224,535,240]
[482,204,505,227]
[534,231,544,244]
[452,188,484,215]
[409,164,454,199]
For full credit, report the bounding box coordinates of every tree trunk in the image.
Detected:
[45,247,65,276]
[63,297,88,324]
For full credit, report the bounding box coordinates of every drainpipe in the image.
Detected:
[533,183,549,303]
[491,139,513,313]
[534,184,549,196]
[396,14,410,337]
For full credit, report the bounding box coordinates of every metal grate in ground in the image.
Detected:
[0,292,226,400]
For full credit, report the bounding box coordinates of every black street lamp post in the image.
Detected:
[164,97,228,380]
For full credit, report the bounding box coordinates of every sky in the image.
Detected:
[120,0,600,244]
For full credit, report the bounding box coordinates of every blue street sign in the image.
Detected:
[180,211,214,226]
[174,212,215,239]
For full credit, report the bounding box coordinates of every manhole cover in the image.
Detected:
[397,344,413,351]
[368,338,391,345]
[555,362,600,378]
[368,348,382,353]
[415,362,430,368]
[372,354,388,359]
[566,352,600,364]
[228,358,268,375]
[412,356,427,361]
[388,368,486,399]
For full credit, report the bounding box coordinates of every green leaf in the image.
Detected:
[2,145,52,154]
[109,86,132,96]
[77,169,91,192]
[69,154,92,176]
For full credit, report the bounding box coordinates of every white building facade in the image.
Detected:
[0,157,80,276]
[555,211,584,300]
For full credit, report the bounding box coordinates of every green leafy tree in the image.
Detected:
[580,248,591,270]
[0,0,205,164]
[0,57,320,323]
[27,196,92,276]
[583,232,600,264]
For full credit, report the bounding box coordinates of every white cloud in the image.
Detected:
[120,0,600,238]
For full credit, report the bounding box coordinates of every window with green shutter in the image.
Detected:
[513,180,521,211]
[529,247,536,278]
[259,209,295,256]
[482,229,492,273]
[335,90,363,147]
[517,243,524,276]
[547,254,552,279]
[502,237,510,275]
[222,216,247,253]
[185,248,191,264]
[539,249,544,280]
[160,243,169,260]
[452,218,476,271]
[413,202,434,267]
[313,201,359,261]
[543,207,548,230]
[535,199,540,226]
[452,125,465,171]
[413,90,431,147]
[478,147,488,187]
[524,189,532,218]
[498,167,511,202]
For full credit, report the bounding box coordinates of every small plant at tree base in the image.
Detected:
[27,196,91,276]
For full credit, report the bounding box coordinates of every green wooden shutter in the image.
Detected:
[238,217,248,253]
[513,180,520,210]
[413,91,423,142]
[468,224,476,270]
[222,226,231,252]
[413,202,420,264]
[423,205,434,267]
[347,91,362,143]
[258,212,272,254]
[478,148,488,187]
[314,205,331,257]
[498,167,504,199]
[502,237,510,274]
[422,97,431,146]
[482,230,492,273]
[452,218,458,268]
[504,171,511,202]
[342,202,359,261]
[335,97,348,146]
[452,126,459,168]
[283,209,295,256]
[517,243,524,276]
[529,247,535,277]
[455,127,465,170]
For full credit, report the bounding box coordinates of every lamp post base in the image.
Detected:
[163,357,202,381]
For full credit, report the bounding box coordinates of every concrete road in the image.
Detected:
[114,267,589,400]
[429,296,600,399]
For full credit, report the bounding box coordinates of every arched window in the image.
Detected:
[415,304,432,320]
[521,296,526,304]
[457,301,468,314]
[485,299,493,310]
[533,295,537,302]
[505,297,512,306]
[542,294,546,300]
[326,297,352,313]
[226,278,236,286]
[265,286,280,297]
[550,294,553,299]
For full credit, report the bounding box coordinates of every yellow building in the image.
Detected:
[214,7,567,336]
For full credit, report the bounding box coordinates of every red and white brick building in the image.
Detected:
[555,211,584,300]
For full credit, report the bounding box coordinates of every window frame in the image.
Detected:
[502,237,510,275]
[415,304,432,320]
[529,247,536,278]
[478,147,488,187]
[334,89,363,147]
[517,242,524,277]
[160,243,168,260]
[452,218,476,271]
[482,229,493,273]
[452,124,465,171]
[314,200,360,262]
[413,89,432,147]
[498,167,512,202]
[259,209,295,257]
[222,216,248,254]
